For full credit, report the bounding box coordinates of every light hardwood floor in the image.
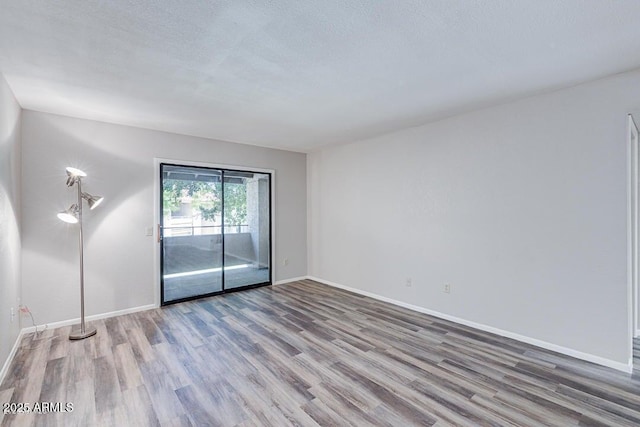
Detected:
[2,279,640,426]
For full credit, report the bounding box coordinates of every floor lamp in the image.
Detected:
[57,167,104,340]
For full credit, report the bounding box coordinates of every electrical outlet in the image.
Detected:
[444,283,451,293]
[283,258,289,266]
[405,278,412,287]
[10,307,15,323]
[145,227,153,236]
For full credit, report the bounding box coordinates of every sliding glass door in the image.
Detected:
[160,164,271,304]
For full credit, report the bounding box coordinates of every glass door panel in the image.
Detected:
[161,164,272,304]
[223,171,271,289]
[161,164,223,303]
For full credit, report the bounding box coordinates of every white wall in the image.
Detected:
[308,69,640,367]
[0,74,22,374]
[21,112,306,325]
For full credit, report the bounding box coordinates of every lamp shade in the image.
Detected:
[66,167,87,186]
[82,192,104,210]
[66,167,87,177]
[57,204,79,223]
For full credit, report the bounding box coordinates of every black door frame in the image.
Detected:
[159,162,272,305]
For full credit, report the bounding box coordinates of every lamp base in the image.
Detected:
[69,325,97,340]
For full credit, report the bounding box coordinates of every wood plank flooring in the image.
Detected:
[2,279,640,426]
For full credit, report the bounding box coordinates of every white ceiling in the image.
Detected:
[2,1,640,152]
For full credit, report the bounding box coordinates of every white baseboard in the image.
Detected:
[21,303,158,334]
[274,276,308,286]
[0,329,26,386]
[307,276,633,374]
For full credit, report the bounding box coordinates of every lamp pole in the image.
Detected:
[69,176,97,340]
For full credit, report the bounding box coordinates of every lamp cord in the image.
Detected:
[19,305,47,336]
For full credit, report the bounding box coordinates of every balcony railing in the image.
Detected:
[162,225,249,237]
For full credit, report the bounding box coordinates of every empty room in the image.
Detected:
[2,1,640,426]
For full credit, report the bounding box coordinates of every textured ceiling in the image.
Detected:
[2,1,640,152]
